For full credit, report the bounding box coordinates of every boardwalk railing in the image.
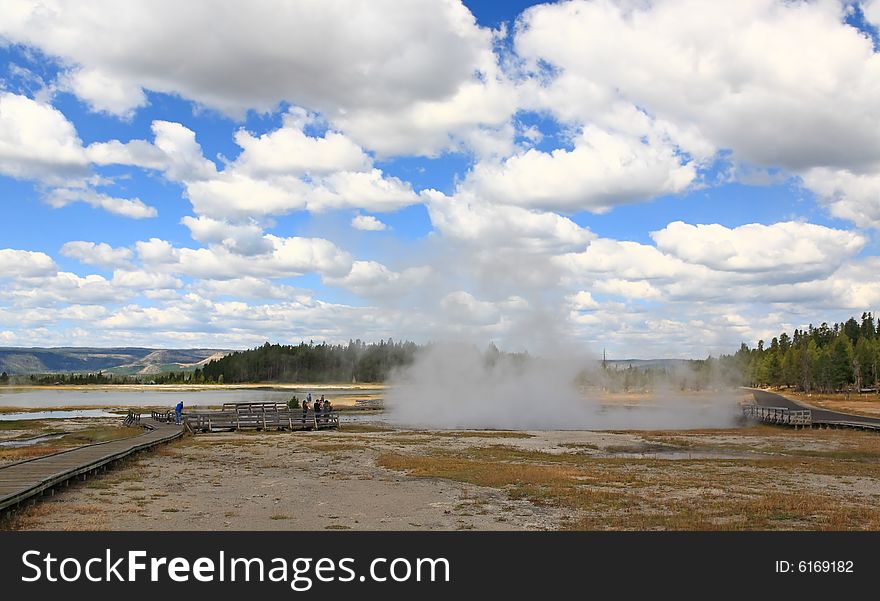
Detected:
[151,411,176,423]
[123,410,141,426]
[183,406,339,433]
[0,422,183,513]
[742,404,812,427]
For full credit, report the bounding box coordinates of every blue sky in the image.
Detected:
[2,0,880,357]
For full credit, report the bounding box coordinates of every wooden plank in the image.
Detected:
[0,422,184,512]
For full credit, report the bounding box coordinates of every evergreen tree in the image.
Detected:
[843,317,860,345]
[829,335,855,391]
[860,312,876,340]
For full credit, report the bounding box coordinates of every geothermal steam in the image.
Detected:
[385,343,740,430]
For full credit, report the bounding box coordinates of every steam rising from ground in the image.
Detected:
[386,343,740,430]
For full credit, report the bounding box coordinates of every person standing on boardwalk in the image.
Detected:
[301,397,310,426]
[175,400,183,424]
[322,397,332,424]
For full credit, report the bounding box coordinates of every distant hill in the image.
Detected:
[0,347,230,376]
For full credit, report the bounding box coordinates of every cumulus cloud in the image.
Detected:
[233,109,369,176]
[90,115,419,219]
[325,261,431,299]
[351,215,389,231]
[651,221,865,278]
[6,1,880,355]
[62,67,148,118]
[180,216,273,256]
[0,92,88,182]
[800,167,880,229]
[44,187,157,219]
[0,0,498,148]
[87,120,216,181]
[110,269,182,290]
[424,189,594,253]
[462,125,695,212]
[0,248,58,277]
[60,241,133,268]
[515,0,880,171]
[137,236,352,281]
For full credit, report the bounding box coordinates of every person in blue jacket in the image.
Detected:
[175,400,183,424]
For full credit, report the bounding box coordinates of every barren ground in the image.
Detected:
[5,419,880,531]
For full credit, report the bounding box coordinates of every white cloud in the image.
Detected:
[110,269,182,290]
[135,238,178,265]
[138,236,352,281]
[424,189,594,253]
[180,216,272,256]
[0,271,121,306]
[336,75,518,157]
[44,187,157,219]
[184,166,417,220]
[85,138,168,171]
[62,67,148,118]
[866,0,880,27]
[0,248,58,277]
[0,1,491,116]
[800,167,880,229]
[351,215,389,231]
[60,241,133,268]
[87,120,216,181]
[191,277,310,301]
[0,92,88,182]
[184,173,307,219]
[463,125,695,212]
[90,116,419,219]
[325,260,430,298]
[651,221,865,278]
[233,109,369,176]
[515,0,880,172]
[567,291,599,311]
[6,0,880,355]
[593,278,663,300]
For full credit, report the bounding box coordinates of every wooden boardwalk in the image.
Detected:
[746,389,880,432]
[165,401,340,433]
[0,420,183,513]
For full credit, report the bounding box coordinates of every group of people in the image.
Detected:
[301,392,333,424]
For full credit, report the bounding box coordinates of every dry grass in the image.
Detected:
[0,419,49,430]
[377,432,880,531]
[297,442,365,452]
[430,431,534,439]
[0,444,60,463]
[0,425,141,463]
[337,424,391,433]
[785,391,880,417]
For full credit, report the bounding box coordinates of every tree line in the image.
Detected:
[14,314,880,392]
[199,339,420,383]
[727,312,879,393]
